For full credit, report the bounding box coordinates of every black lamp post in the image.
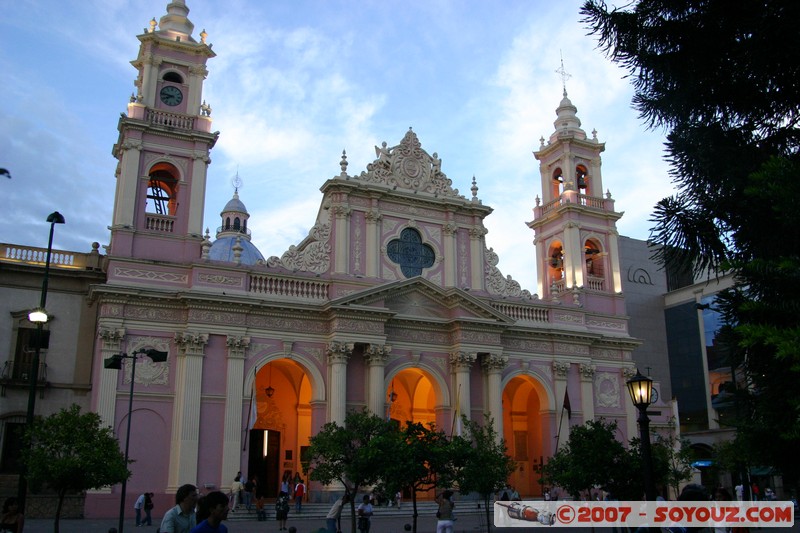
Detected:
[626,369,657,501]
[105,348,168,533]
[17,211,65,512]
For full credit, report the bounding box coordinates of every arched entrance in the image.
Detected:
[386,367,438,427]
[502,375,549,497]
[247,359,312,498]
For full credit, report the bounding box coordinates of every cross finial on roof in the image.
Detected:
[555,50,571,95]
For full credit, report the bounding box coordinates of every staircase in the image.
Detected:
[227,500,489,522]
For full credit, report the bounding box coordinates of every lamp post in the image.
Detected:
[17,211,65,512]
[105,348,168,533]
[626,369,657,501]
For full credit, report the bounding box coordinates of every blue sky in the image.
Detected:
[0,0,674,293]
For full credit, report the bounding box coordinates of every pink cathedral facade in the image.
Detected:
[83,1,671,517]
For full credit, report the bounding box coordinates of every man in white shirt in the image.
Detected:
[159,484,198,533]
[735,483,744,502]
[134,493,145,527]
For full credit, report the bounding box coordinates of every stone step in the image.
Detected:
[227,501,490,522]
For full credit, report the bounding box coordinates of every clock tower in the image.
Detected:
[529,90,625,312]
[109,0,218,263]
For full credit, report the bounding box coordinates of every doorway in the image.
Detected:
[248,429,281,498]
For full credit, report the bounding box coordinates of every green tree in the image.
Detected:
[541,419,640,500]
[452,415,516,533]
[307,410,395,533]
[650,422,694,499]
[21,404,129,533]
[377,422,455,533]
[581,0,800,493]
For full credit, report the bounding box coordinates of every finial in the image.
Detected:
[606,189,612,199]
[200,100,212,116]
[149,17,157,33]
[231,168,243,194]
[592,128,598,142]
[340,149,348,177]
[471,175,479,200]
[539,136,545,149]
[535,195,541,207]
[555,50,571,94]
[130,93,136,103]
[200,29,208,44]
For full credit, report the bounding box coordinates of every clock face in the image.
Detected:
[650,387,659,404]
[160,85,183,106]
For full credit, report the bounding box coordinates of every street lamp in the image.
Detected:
[626,369,657,501]
[17,211,65,512]
[105,348,169,533]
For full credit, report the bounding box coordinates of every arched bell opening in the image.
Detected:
[547,242,565,293]
[145,163,180,217]
[551,167,564,198]
[584,238,606,291]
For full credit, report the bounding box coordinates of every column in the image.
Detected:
[364,344,392,416]
[482,353,508,439]
[333,206,351,274]
[608,230,622,293]
[112,139,142,229]
[553,361,570,449]
[326,342,352,425]
[95,327,125,437]
[442,221,457,287]
[221,335,250,492]
[167,332,208,492]
[469,226,486,290]
[579,363,596,422]
[187,152,210,237]
[365,209,382,278]
[450,351,476,432]
[562,222,581,288]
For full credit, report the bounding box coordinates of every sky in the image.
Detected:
[0,0,675,294]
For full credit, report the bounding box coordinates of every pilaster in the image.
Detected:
[553,360,570,448]
[167,332,208,492]
[364,344,392,417]
[365,209,382,278]
[579,363,596,422]
[482,353,508,439]
[326,341,352,425]
[221,335,250,491]
[443,222,457,287]
[96,327,126,431]
[450,351,476,430]
[333,206,351,273]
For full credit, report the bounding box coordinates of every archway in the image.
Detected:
[248,359,313,498]
[502,375,549,497]
[385,367,439,428]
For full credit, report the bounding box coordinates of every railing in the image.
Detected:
[216,225,251,237]
[2,243,101,270]
[145,108,195,130]
[490,302,550,323]
[145,214,175,233]
[586,276,605,291]
[249,274,329,300]
[539,193,608,216]
[1,360,48,397]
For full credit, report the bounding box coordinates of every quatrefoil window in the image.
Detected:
[387,228,435,277]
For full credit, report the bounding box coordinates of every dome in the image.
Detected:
[208,235,265,265]
[222,194,247,215]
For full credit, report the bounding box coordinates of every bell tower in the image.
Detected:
[529,90,624,307]
[109,0,218,263]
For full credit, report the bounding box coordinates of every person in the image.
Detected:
[357,494,373,533]
[255,475,267,521]
[144,492,155,526]
[190,491,229,533]
[244,476,255,511]
[435,490,455,533]
[735,483,744,502]
[281,471,292,495]
[275,490,290,531]
[751,483,760,501]
[134,492,146,527]
[765,487,775,501]
[230,475,244,511]
[294,479,306,513]
[1,497,24,533]
[160,483,198,533]
[326,493,349,533]
[395,490,402,509]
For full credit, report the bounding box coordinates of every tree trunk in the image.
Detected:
[411,489,419,533]
[55,489,66,533]
[484,494,492,533]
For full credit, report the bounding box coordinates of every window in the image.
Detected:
[163,71,184,84]
[11,327,49,381]
[387,228,435,277]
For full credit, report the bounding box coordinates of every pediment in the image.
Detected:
[328,277,514,325]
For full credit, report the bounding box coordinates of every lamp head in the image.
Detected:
[28,307,49,323]
[104,354,123,370]
[626,369,654,408]
[47,211,66,224]
[139,348,169,363]
[265,385,275,398]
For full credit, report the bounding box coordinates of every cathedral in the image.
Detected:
[1,1,687,519]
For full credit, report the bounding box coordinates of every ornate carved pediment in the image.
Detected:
[328,277,514,326]
[354,129,462,198]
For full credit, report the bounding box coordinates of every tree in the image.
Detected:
[377,422,455,533]
[541,419,640,500]
[21,404,129,533]
[650,422,694,499]
[581,0,800,493]
[452,415,516,533]
[307,410,395,533]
